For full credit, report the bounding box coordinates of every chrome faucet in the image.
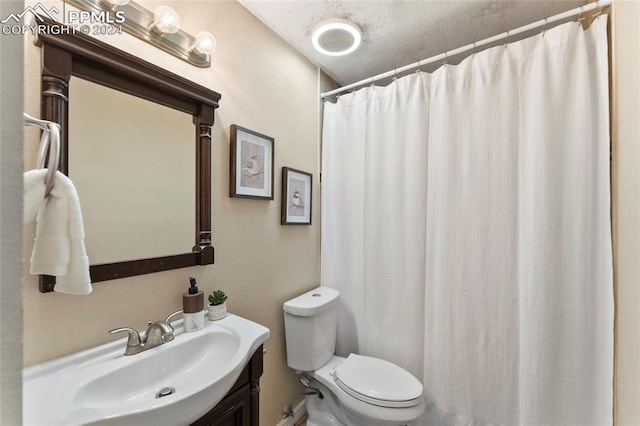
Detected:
[109,310,183,356]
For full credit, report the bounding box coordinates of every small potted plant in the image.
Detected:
[208,290,228,321]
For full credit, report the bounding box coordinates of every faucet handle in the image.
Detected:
[165,309,183,324]
[109,327,141,347]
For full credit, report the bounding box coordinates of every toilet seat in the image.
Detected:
[332,354,423,408]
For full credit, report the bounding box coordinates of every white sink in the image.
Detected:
[23,314,270,426]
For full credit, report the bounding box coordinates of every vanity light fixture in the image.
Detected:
[64,0,214,67]
[312,18,362,56]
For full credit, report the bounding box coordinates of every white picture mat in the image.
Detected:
[285,170,311,223]
[234,128,273,197]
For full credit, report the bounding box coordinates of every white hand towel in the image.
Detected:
[27,170,92,295]
[23,169,47,224]
[30,186,70,276]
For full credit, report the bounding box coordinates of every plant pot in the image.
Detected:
[208,302,227,321]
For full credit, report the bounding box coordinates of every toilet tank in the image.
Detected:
[283,286,340,372]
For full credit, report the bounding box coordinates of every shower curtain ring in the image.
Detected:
[594,0,602,19]
[577,6,585,25]
[504,30,509,48]
[542,18,547,36]
[443,51,448,65]
[472,42,477,58]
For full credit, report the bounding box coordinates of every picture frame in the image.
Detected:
[281,167,312,225]
[229,124,274,199]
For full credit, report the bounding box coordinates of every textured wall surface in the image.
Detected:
[1,1,24,424]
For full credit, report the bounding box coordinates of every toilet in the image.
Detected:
[283,286,425,426]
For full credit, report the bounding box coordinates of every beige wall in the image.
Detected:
[22,1,321,424]
[612,0,640,424]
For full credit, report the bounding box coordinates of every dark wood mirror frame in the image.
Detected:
[36,19,221,292]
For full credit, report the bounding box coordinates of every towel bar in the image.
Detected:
[24,112,60,196]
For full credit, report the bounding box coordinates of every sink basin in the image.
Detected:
[23,314,270,426]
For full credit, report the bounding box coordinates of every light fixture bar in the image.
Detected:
[64,0,211,67]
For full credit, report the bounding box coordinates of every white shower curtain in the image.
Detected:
[321,17,612,426]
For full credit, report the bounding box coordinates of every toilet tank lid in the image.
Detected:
[283,286,340,316]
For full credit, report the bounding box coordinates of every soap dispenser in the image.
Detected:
[183,277,204,333]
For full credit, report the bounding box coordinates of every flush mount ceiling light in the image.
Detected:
[312,18,361,56]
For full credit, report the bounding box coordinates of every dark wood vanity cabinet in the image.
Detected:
[191,346,264,426]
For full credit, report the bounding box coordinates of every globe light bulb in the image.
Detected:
[191,31,216,55]
[102,0,129,6]
[151,5,180,34]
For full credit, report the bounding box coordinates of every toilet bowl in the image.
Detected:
[306,355,425,426]
[283,286,425,426]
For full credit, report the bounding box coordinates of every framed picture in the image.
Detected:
[230,124,274,199]
[281,167,312,225]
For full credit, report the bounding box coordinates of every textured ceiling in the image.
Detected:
[238,0,588,87]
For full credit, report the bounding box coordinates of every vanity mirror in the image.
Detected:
[68,77,195,264]
[36,19,221,292]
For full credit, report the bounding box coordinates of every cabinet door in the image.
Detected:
[191,385,250,426]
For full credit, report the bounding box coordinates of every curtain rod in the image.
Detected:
[321,0,611,99]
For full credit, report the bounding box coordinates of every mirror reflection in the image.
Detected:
[68,77,195,264]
